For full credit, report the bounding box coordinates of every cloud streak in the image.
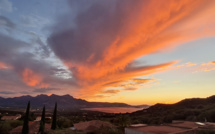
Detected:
[101,89,120,94]
[0,61,12,69]
[48,0,215,98]
[174,61,215,73]
[0,16,16,29]
[0,0,215,99]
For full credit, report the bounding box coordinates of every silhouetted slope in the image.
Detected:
[131,95,215,124]
[0,94,130,109]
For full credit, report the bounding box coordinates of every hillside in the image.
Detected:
[130,95,215,124]
[0,94,131,110]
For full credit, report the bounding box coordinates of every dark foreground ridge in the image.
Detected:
[130,95,215,124]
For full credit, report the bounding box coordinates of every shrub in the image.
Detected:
[57,116,72,129]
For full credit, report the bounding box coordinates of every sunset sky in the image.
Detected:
[0,0,215,105]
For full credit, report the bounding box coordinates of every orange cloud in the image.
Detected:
[177,61,215,73]
[49,0,215,99]
[132,79,155,84]
[101,89,120,94]
[124,88,137,91]
[185,62,196,67]
[118,79,158,91]
[210,61,215,65]
[78,61,176,98]
[175,62,197,69]
[94,95,110,99]
[21,68,48,87]
[0,62,12,69]
[201,62,215,72]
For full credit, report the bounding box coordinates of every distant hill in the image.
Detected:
[0,94,132,110]
[130,95,215,124]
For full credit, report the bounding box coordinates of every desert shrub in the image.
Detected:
[90,127,122,134]
[0,121,12,134]
[115,114,130,128]
[7,120,23,128]
[57,116,72,129]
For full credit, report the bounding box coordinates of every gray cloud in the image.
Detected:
[0,91,15,94]
[33,87,60,93]
[0,16,16,29]
[32,37,51,58]
[20,14,50,28]
[0,33,78,95]
[0,33,28,59]
[48,0,144,64]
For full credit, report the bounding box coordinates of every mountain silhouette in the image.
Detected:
[0,94,131,110]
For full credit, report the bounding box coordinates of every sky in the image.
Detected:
[0,0,215,105]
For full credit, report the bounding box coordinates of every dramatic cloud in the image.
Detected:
[0,0,215,101]
[0,32,77,96]
[48,0,215,98]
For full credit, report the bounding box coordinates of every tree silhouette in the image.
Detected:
[22,101,30,134]
[51,102,57,130]
[38,106,45,134]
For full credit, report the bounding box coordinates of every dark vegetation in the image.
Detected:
[39,106,46,134]
[51,102,57,130]
[22,101,30,134]
[130,95,215,125]
[1,95,215,133]
[0,120,23,134]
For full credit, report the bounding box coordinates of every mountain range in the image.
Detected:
[0,94,134,110]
